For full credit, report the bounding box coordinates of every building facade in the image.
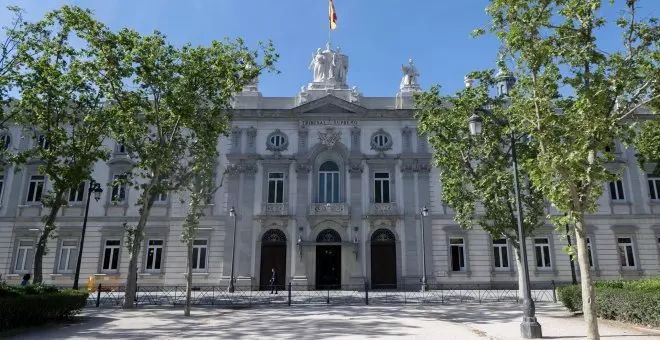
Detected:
[1,43,659,289]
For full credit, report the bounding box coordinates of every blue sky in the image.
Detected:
[1,0,658,97]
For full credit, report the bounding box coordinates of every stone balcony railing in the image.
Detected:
[368,202,399,216]
[309,203,350,216]
[261,203,289,216]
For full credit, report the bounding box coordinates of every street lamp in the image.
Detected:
[227,206,237,293]
[468,109,542,338]
[73,180,103,290]
[420,206,429,292]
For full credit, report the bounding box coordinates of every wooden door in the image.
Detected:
[371,243,396,289]
[259,244,286,290]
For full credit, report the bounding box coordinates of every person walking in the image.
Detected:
[269,268,278,294]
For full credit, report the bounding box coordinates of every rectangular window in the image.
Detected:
[267,172,284,203]
[154,192,168,202]
[450,238,465,272]
[26,175,45,202]
[617,237,636,268]
[492,239,509,268]
[116,143,126,154]
[68,182,86,203]
[374,172,391,203]
[648,177,660,200]
[102,240,121,271]
[14,240,34,272]
[37,134,50,150]
[145,240,164,271]
[609,180,625,201]
[111,174,127,203]
[318,172,340,203]
[192,239,208,271]
[534,238,552,268]
[58,240,78,273]
[586,237,594,268]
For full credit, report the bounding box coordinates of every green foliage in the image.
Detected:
[88,22,278,307]
[557,279,660,326]
[415,71,546,247]
[7,5,117,283]
[635,119,660,175]
[0,6,24,130]
[475,1,658,336]
[557,284,582,312]
[0,285,88,331]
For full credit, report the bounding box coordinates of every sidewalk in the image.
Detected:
[7,303,659,339]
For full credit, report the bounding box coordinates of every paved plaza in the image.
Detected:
[6,303,659,339]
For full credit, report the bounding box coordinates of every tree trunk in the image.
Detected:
[184,241,193,316]
[32,192,64,284]
[122,191,155,308]
[566,224,578,285]
[575,218,600,340]
[513,246,524,301]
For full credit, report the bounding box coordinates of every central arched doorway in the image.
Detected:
[259,229,287,291]
[315,229,341,289]
[370,229,397,289]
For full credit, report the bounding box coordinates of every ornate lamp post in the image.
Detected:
[420,206,429,292]
[73,181,103,290]
[468,110,542,338]
[227,206,237,293]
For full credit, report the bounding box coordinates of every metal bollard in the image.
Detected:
[96,284,102,307]
[365,281,369,305]
[288,282,292,306]
[326,288,330,304]
[552,280,557,303]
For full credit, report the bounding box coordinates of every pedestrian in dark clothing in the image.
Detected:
[20,274,30,286]
[269,268,278,294]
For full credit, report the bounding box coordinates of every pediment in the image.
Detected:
[293,95,367,115]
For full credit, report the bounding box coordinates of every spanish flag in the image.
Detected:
[329,0,337,30]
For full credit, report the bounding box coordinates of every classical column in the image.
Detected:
[401,159,419,284]
[292,162,310,285]
[348,160,364,284]
[416,159,433,285]
[237,162,257,283]
[223,164,241,282]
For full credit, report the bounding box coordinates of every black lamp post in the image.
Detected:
[420,206,429,292]
[468,110,542,338]
[227,206,237,293]
[72,180,103,290]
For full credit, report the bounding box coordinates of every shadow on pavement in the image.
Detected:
[6,303,654,339]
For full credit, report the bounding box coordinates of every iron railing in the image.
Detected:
[75,281,563,308]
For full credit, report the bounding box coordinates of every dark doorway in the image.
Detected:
[315,229,342,289]
[370,229,397,289]
[259,229,287,291]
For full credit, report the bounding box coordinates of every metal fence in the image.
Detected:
[81,281,562,308]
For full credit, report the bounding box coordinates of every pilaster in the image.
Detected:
[237,162,257,279]
[401,159,418,278]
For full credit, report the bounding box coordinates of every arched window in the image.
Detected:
[262,229,287,243]
[318,161,340,203]
[316,229,342,243]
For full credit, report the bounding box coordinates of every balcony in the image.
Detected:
[309,203,350,216]
[368,202,399,216]
[261,203,289,216]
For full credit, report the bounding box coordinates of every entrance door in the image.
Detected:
[370,229,397,289]
[315,229,342,290]
[316,245,341,289]
[259,229,287,290]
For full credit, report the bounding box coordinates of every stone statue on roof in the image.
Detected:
[400,58,420,90]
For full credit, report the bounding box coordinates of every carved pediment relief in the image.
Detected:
[293,95,367,115]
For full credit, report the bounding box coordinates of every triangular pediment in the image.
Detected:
[293,95,367,115]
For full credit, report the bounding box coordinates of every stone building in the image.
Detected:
[0,43,658,289]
